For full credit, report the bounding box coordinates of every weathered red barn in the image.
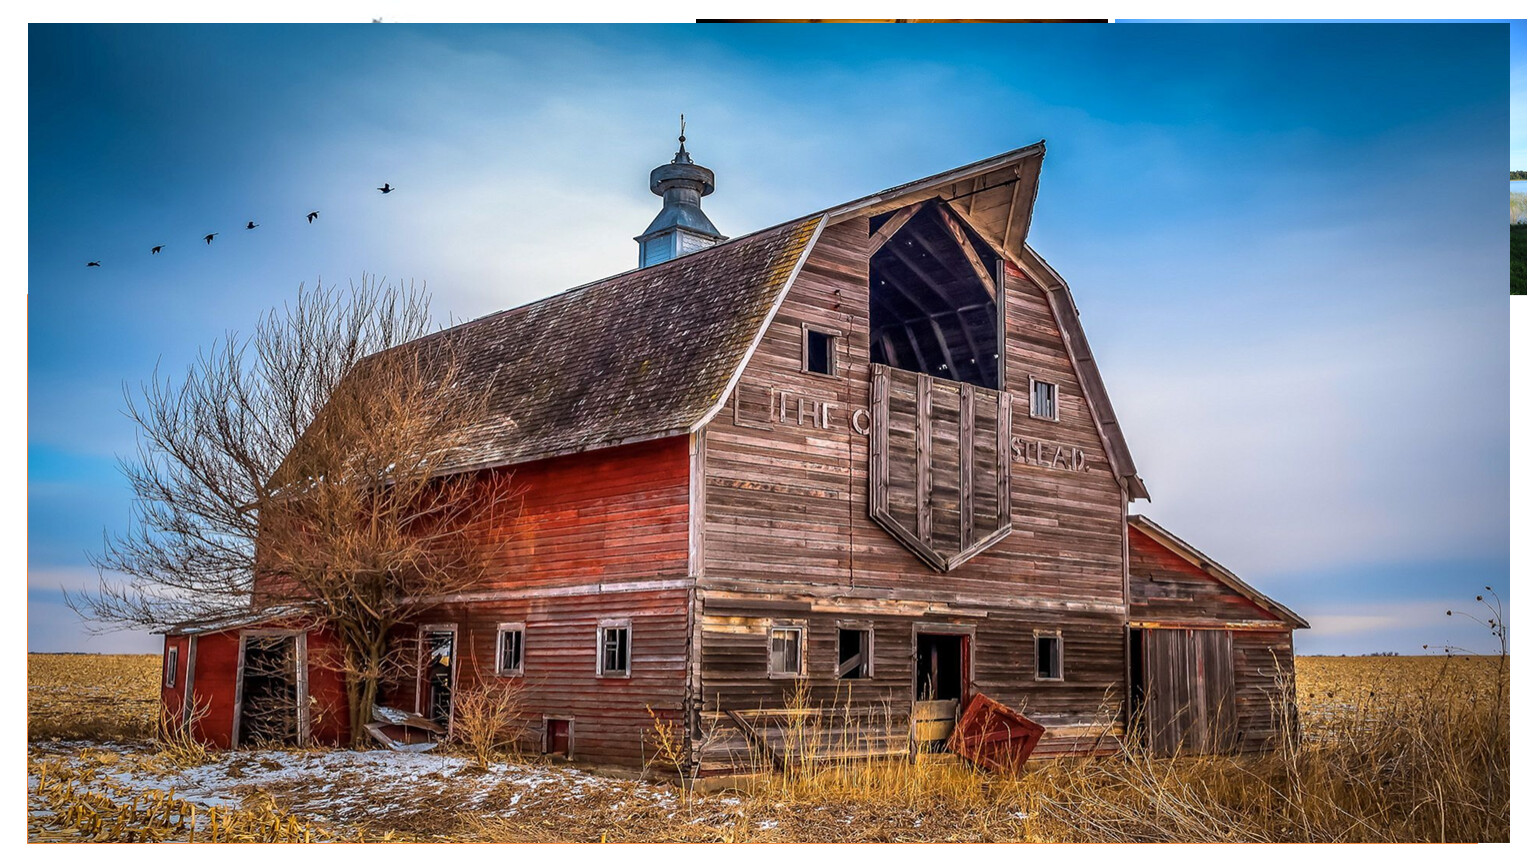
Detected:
[160,139,1306,772]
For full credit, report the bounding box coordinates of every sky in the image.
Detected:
[25,21,1517,656]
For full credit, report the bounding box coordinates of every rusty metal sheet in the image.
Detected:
[372,703,448,735]
[364,723,440,753]
[947,692,1045,775]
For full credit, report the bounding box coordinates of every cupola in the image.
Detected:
[635,117,726,267]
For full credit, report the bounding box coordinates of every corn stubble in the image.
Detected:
[29,653,1510,843]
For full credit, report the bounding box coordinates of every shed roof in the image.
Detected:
[1128,515,1309,629]
[160,605,305,636]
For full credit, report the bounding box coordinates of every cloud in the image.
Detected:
[1119,304,1506,575]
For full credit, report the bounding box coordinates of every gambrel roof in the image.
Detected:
[409,143,1148,499]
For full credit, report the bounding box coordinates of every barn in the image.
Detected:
[159,137,1306,772]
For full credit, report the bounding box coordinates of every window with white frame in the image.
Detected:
[1035,632,1064,681]
[598,622,631,677]
[496,623,524,676]
[1030,377,1058,421]
[165,645,179,687]
[768,626,804,677]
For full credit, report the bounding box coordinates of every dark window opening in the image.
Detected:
[239,635,298,746]
[424,630,456,726]
[869,201,1001,389]
[1036,634,1063,681]
[600,624,630,676]
[837,628,871,679]
[165,646,179,688]
[497,625,524,675]
[806,329,834,376]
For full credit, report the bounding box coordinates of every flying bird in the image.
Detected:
[203,233,218,245]
[246,221,259,230]
[151,245,164,254]
[86,261,100,267]
[307,211,319,223]
[377,183,393,194]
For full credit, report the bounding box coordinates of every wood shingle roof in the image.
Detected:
[421,216,821,473]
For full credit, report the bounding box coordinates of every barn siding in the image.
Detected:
[159,635,190,735]
[1128,524,1297,754]
[1129,525,1281,625]
[697,216,1131,762]
[391,587,691,768]
[475,436,692,592]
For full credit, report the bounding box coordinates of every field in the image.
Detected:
[28,653,1510,843]
[1513,224,1526,295]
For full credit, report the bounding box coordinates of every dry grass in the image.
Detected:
[483,654,1511,843]
[28,654,160,742]
[28,652,1511,843]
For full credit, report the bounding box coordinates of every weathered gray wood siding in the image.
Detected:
[695,215,1130,769]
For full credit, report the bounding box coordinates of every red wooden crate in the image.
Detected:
[948,692,1046,775]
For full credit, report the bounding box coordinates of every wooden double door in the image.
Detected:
[1131,627,1237,756]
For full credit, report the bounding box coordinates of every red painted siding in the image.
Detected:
[474,435,692,591]
[1128,525,1279,624]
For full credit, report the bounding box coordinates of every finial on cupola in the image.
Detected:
[635,114,726,267]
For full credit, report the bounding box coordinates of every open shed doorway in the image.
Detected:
[913,631,968,750]
[236,633,302,746]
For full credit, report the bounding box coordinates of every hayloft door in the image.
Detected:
[1142,628,1236,756]
[912,631,969,751]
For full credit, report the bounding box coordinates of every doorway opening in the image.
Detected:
[913,632,968,751]
[544,718,572,759]
[422,629,456,728]
[237,634,300,746]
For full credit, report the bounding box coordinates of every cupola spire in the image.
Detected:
[636,115,726,267]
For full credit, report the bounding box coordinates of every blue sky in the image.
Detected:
[27,22,1515,655]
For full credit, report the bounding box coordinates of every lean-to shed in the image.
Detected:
[1126,514,1309,755]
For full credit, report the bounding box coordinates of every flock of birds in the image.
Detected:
[83,183,396,267]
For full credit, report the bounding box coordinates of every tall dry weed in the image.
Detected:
[449,679,531,770]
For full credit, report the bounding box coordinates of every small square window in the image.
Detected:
[769,627,804,677]
[1035,633,1064,681]
[802,325,840,377]
[1030,378,1058,421]
[598,623,630,677]
[837,628,872,679]
[165,646,179,688]
[496,624,524,676]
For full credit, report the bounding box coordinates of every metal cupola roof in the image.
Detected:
[635,117,726,266]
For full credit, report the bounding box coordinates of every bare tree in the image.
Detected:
[74,278,517,746]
